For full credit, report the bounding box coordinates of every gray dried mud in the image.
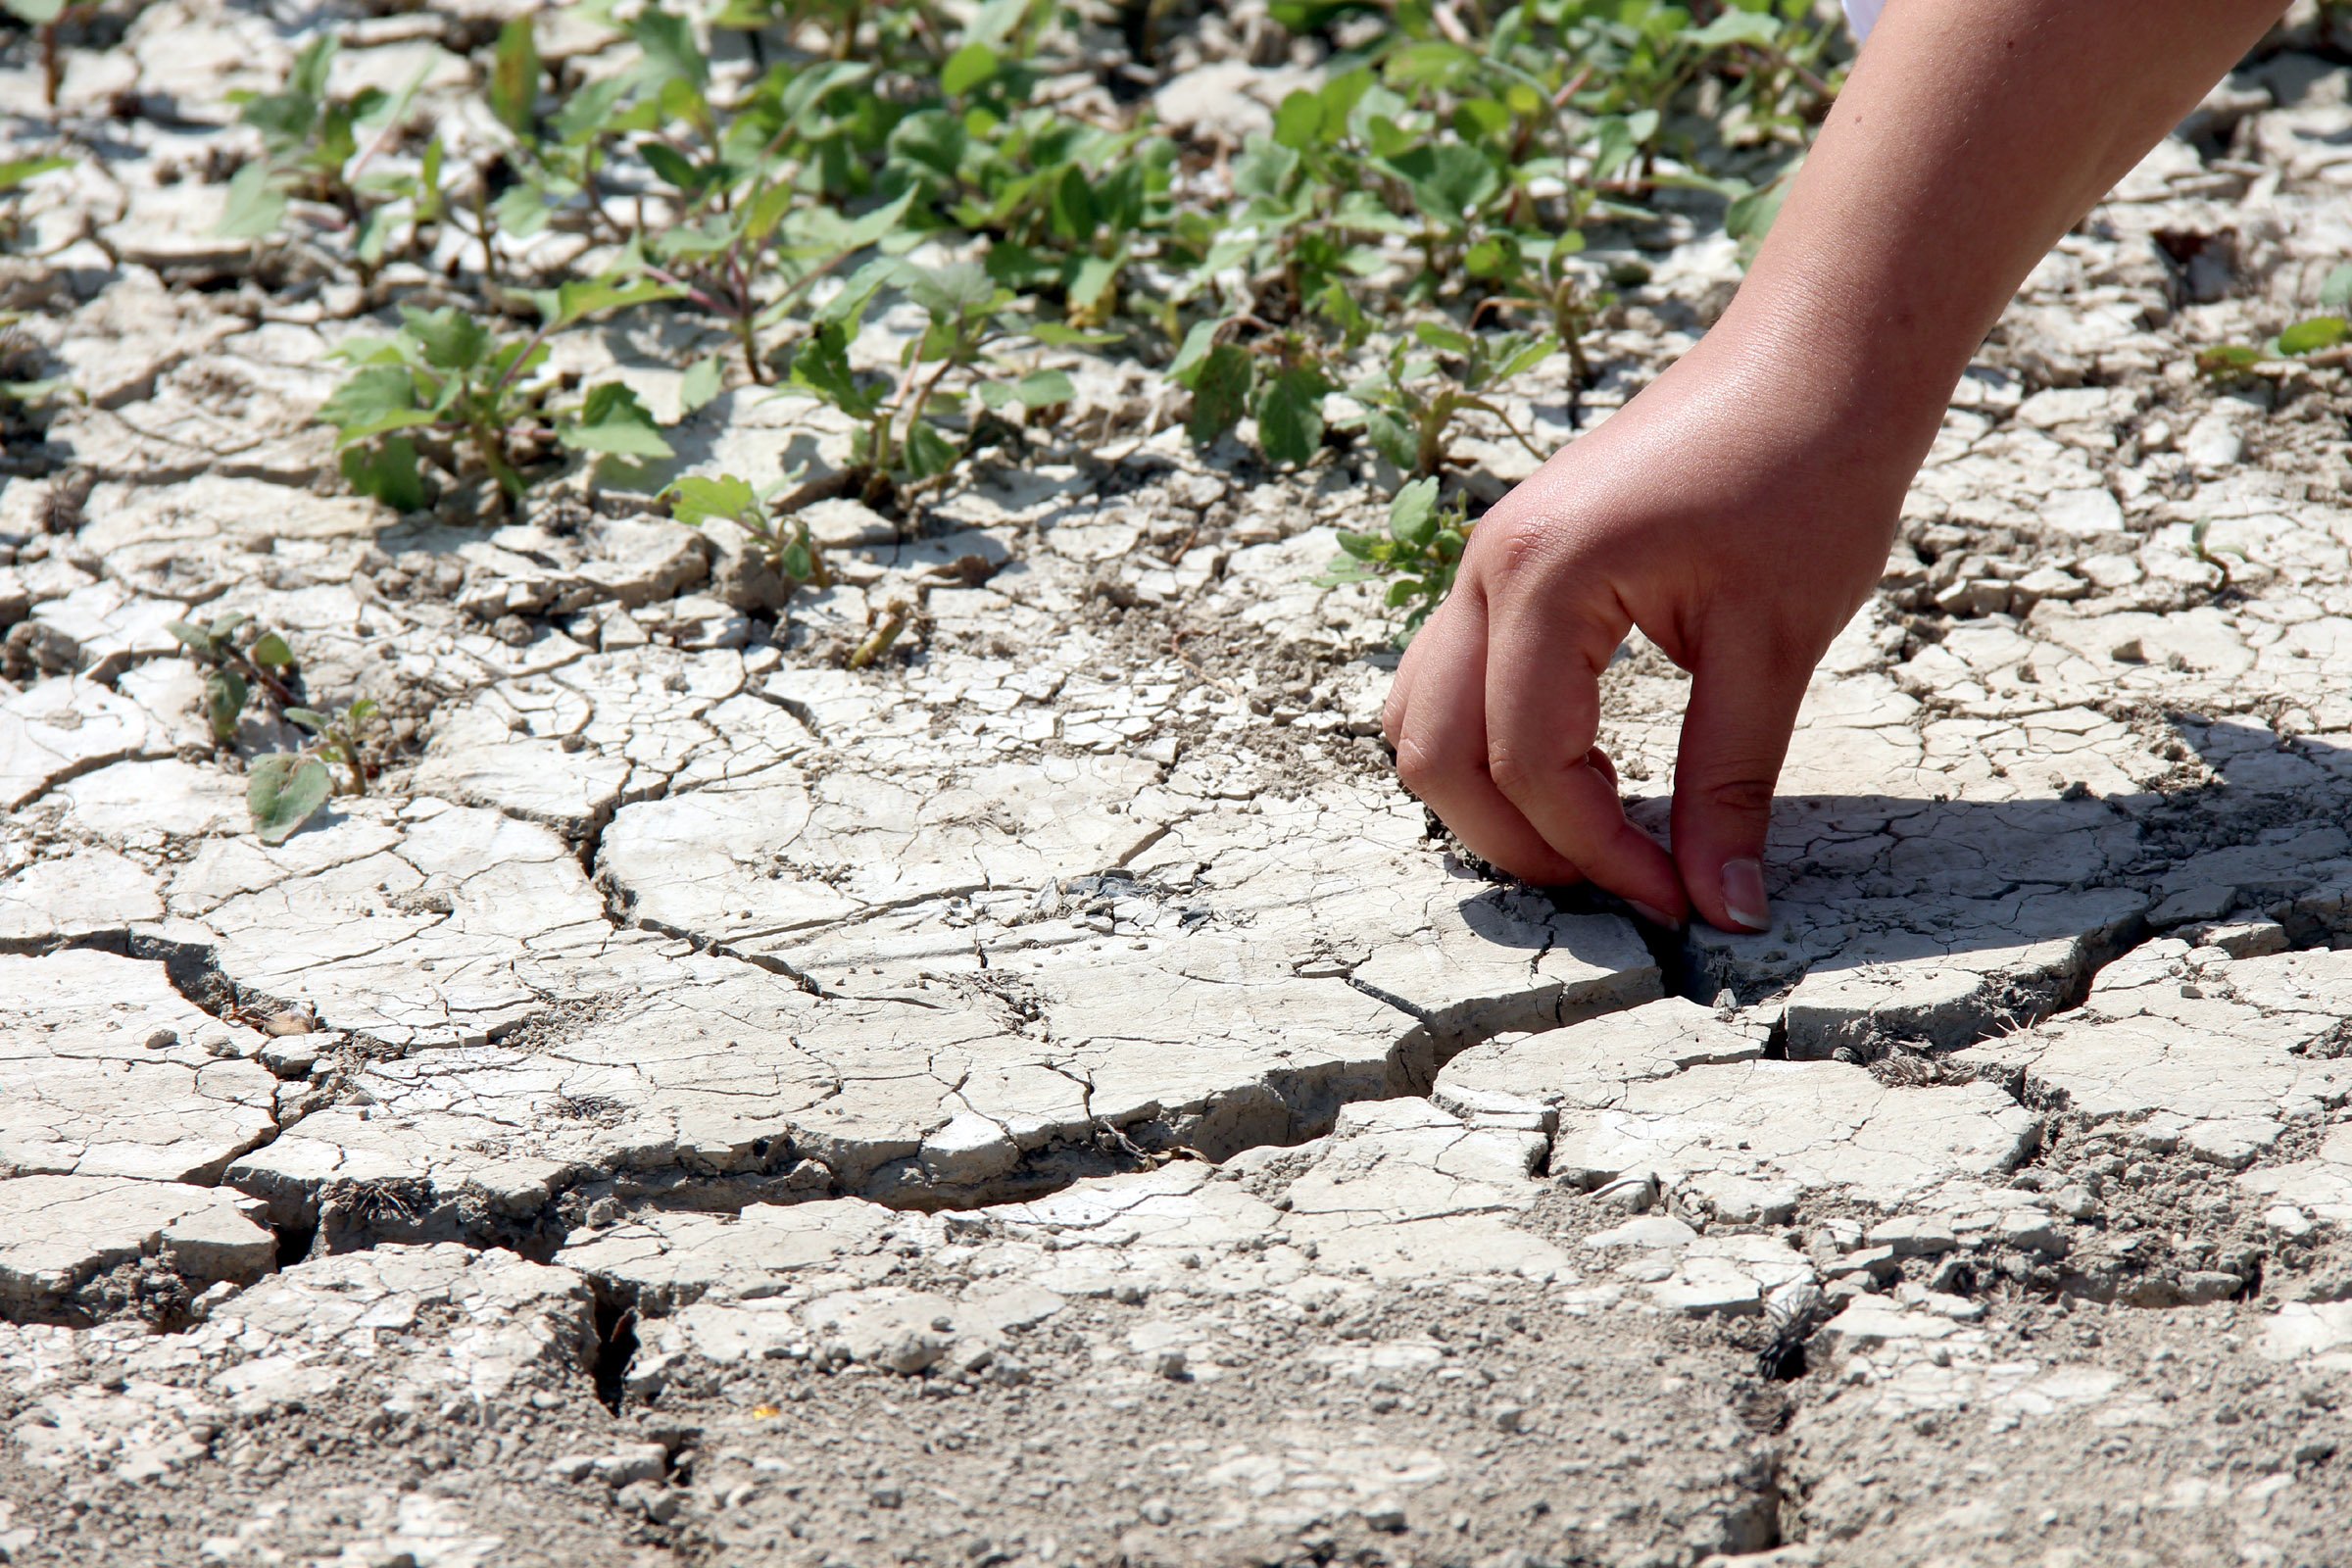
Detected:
[9,4,2352,1567]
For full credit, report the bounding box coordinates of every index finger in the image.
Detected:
[1481,594,1687,921]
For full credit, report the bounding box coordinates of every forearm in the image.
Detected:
[1703,0,2284,454]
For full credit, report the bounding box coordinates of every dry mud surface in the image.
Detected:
[10,5,2352,1567]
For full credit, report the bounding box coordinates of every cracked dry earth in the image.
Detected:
[13,13,2352,1568]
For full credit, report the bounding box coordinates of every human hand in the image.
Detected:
[1381,0,2285,932]
[1380,332,1923,932]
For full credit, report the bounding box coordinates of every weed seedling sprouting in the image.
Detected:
[165,614,299,743]
[1319,475,1474,643]
[249,701,381,845]
[2200,264,2352,380]
[1349,321,1556,479]
[321,285,681,510]
[665,472,833,589]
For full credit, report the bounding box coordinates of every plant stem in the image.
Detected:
[848,603,909,668]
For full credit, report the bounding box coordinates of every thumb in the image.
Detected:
[1670,643,1812,933]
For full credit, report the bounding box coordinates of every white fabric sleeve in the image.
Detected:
[1843,0,1886,41]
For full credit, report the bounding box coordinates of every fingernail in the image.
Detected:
[1629,901,1682,931]
[1721,858,1771,932]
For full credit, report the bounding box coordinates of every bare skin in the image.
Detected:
[1383,0,2289,933]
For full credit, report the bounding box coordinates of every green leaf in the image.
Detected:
[1048,165,1095,243]
[217,163,288,239]
[831,186,921,253]
[248,755,332,845]
[679,356,724,415]
[1382,143,1500,230]
[2322,264,2352,311]
[0,155,70,194]
[348,699,380,725]
[1726,159,1800,257]
[400,307,490,371]
[1185,343,1252,444]
[978,369,1075,411]
[888,109,968,179]
[1255,365,1328,467]
[2195,343,2262,380]
[3,0,68,23]
[1364,409,1416,472]
[1491,333,1557,384]
[1267,0,1364,26]
[204,667,248,743]
[905,261,1002,326]
[631,9,708,88]
[785,320,883,416]
[492,183,552,239]
[1690,11,1782,47]
[283,708,328,733]
[1064,252,1120,311]
[318,367,431,443]
[542,273,685,332]
[1167,318,1223,384]
[166,619,219,659]
[1413,321,1477,356]
[1272,91,1324,151]
[1590,116,1640,183]
[250,632,295,669]
[941,41,1000,96]
[901,418,960,479]
[1388,476,1441,547]
[1464,236,1515,279]
[341,436,427,513]
[563,382,674,459]
[1233,137,1300,202]
[288,35,336,101]
[2278,316,2350,357]
[666,473,760,528]
[355,204,401,269]
[550,74,629,146]
[1027,320,1122,349]
[489,18,540,135]
[1383,39,1477,91]
[641,140,702,193]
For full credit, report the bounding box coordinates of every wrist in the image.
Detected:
[1706,274,1967,455]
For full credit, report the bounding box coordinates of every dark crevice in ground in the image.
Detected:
[592,1296,641,1416]
[272,1219,317,1270]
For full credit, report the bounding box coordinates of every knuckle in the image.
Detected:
[1484,743,1545,801]
[1393,736,1452,797]
[1476,514,1554,582]
[1696,774,1777,820]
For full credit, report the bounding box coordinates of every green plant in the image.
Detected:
[785,259,1076,502]
[2199,264,2352,380]
[1348,321,1556,478]
[1170,324,1336,468]
[244,753,331,846]
[219,36,450,271]
[165,614,299,744]
[247,700,382,845]
[665,472,833,588]
[1318,476,1474,642]
[0,153,68,249]
[320,288,689,508]
[224,0,1853,554]
[284,700,381,796]
[2189,517,2249,595]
